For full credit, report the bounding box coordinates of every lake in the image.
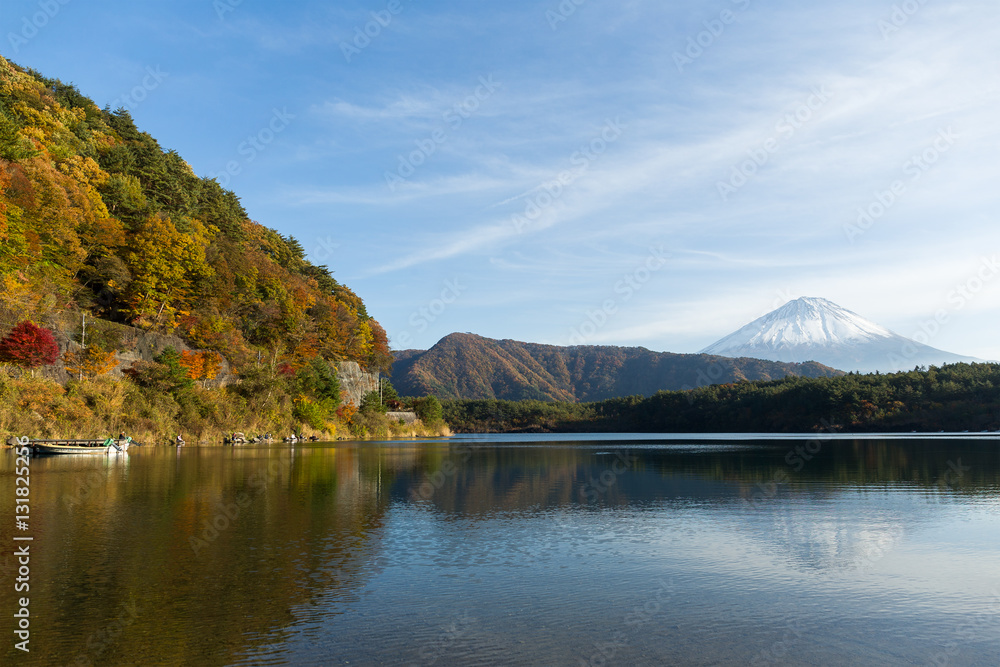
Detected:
[2,434,999,665]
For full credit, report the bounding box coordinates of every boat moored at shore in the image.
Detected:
[26,437,132,456]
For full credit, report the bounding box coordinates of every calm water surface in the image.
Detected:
[2,434,999,665]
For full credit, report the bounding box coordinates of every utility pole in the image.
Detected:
[79,311,86,381]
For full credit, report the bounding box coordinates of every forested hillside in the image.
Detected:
[0,55,391,374]
[0,57,421,443]
[443,362,1000,433]
[393,333,843,401]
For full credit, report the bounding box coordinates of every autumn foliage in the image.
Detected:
[0,320,59,369]
[0,55,392,376]
[178,350,222,380]
[63,345,117,379]
[335,402,357,425]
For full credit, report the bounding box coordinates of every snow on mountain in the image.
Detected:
[701,297,979,373]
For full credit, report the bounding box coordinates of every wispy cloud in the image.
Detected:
[59,0,998,355]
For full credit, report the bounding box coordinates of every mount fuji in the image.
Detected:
[701,297,979,374]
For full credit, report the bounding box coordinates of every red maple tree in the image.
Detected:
[0,321,60,370]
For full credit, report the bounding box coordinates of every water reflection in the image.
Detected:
[1,436,998,665]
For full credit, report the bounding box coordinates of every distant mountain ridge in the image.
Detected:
[392,333,843,401]
[701,297,979,373]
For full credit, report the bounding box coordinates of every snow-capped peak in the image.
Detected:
[699,297,978,373]
[702,297,892,355]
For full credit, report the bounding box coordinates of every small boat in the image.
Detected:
[30,438,130,456]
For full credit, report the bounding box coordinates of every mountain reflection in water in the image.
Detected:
[1,435,998,666]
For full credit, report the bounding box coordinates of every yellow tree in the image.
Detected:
[63,345,117,380]
[124,214,214,330]
[200,351,222,380]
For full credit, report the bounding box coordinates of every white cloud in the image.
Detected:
[203,0,1000,355]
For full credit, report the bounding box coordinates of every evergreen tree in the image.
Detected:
[413,395,444,425]
[360,390,387,415]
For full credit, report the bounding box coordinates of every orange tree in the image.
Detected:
[63,345,117,379]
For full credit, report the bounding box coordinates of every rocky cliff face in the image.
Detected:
[24,312,234,387]
[4,310,381,397]
[336,361,380,407]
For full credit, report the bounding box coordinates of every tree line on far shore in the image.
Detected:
[441,363,1000,434]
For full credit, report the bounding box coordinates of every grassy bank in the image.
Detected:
[0,369,449,446]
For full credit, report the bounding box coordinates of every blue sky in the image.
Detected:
[4,0,999,359]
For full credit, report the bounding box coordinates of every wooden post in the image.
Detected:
[79,311,86,381]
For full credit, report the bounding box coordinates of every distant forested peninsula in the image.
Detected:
[442,362,1000,434]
